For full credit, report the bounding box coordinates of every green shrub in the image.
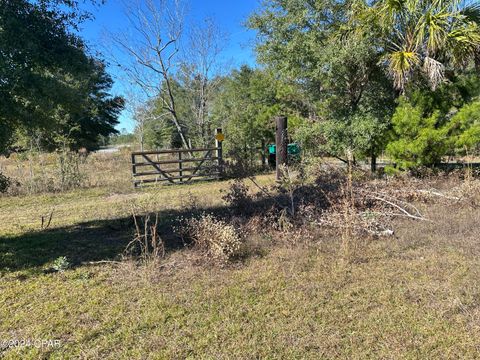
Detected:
[387,81,480,170]
[447,101,480,152]
[52,256,71,272]
[387,98,450,169]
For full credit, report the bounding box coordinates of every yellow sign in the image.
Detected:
[215,133,225,142]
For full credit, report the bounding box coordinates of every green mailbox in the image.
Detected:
[267,143,301,165]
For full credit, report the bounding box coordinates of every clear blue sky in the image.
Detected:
[78,0,260,132]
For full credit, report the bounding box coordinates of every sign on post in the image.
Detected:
[215,128,224,176]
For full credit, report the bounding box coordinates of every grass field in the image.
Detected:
[1,153,480,359]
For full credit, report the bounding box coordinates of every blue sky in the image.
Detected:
[78,0,260,132]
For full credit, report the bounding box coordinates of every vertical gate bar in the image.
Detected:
[215,128,223,179]
[178,151,183,183]
[131,153,137,188]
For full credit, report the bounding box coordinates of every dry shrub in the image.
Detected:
[315,180,429,239]
[57,150,87,191]
[221,179,253,213]
[126,210,165,265]
[448,177,480,208]
[1,150,86,194]
[276,164,305,216]
[238,164,432,250]
[181,191,201,212]
[254,163,438,250]
[178,213,242,264]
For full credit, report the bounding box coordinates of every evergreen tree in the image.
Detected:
[0,0,123,153]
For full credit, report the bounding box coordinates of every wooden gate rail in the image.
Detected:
[131,146,223,187]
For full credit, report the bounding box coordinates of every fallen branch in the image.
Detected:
[41,207,55,230]
[362,190,423,217]
[417,189,461,201]
[368,195,431,222]
[81,260,123,266]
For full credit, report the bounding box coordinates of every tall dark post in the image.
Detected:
[371,153,377,173]
[275,116,288,181]
[215,128,224,178]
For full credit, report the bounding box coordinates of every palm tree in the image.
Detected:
[356,0,480,91]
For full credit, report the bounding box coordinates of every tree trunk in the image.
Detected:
[371,153,377,173]
[275,116,288,181]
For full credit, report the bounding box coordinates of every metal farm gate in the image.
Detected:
[131,130,224,187]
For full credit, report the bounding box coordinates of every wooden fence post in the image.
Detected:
[178,151,183,183]
[131,153,137,188]
[275,116,288,181]
[215,128,224,178]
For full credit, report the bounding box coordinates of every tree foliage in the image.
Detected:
[249,0,396,165]
[387,73,480,169]
[212,65,309,160]
[0,0,123,152]
[355,0,480,90]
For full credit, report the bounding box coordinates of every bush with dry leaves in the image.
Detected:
[177,213,242,264]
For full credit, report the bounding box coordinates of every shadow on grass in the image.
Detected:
[0,177,337,274]
[0,217,133,273]
[0,202,267,273]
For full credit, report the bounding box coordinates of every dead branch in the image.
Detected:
[364,190,424,217]
[417,189,461,201]
[81,260,123,266]
[367,195,432,222]
[41,208,55,230]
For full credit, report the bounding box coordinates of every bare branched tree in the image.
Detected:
[112,0,191,150]
[121,88,146,151]
[181,18,229,147]
[135,100,173,151]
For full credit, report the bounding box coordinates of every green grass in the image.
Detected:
[1,171,480,358]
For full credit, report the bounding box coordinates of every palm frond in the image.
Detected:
[426,12,448,54]
[447,22,480,66]
[460,3,480,25]
[387,49,420,89]
[423,56,445,89]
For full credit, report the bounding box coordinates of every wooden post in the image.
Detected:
[178,151,183,183]
[215,128,224,178]
[371,153,377,173]
[131,153,137,188]
[275,116,288,181]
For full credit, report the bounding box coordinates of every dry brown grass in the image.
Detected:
[0,149,133,195]
[2,194,480,358]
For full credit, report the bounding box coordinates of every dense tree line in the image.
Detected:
[0,0,124,154]
[135,0,480,172]
[248,0,480,169]
[2,0,480,173]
